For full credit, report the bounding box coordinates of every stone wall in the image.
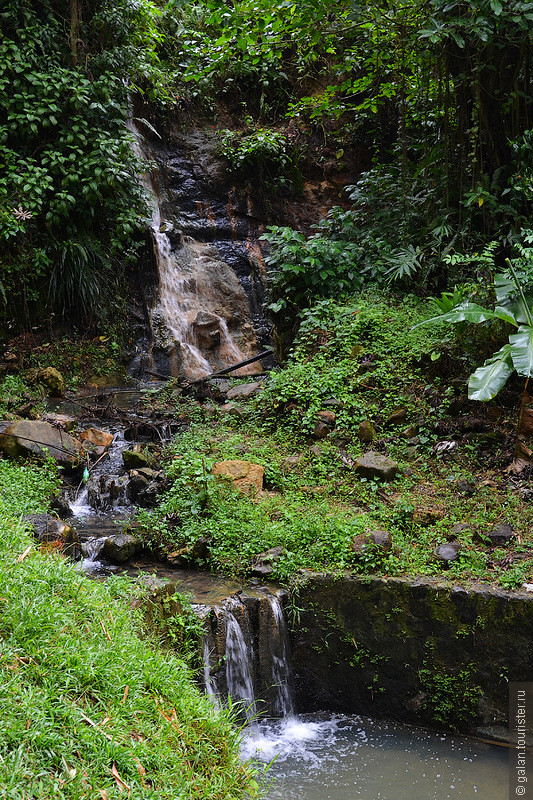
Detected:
[290,573,533,737]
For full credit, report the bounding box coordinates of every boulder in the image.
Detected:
[0,420,81,466]
[27,367,65,397]
[24,513,80,558]
[102,533,140,563]
[227,382,263,400]
[166,546,191,568]
[354,451,398,481]
[317,410,336,427]
[212,460,264,496]
[79,428,114,449]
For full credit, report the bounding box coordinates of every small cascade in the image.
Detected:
[200,591,295,721]
[261,594,295,718]
[72,431,131,515]
[80,536,107,574]
[225,603,257,721]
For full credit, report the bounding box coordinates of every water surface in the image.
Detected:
[241,713,508,800]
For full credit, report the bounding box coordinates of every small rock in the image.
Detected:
[433,542,460,565]
[322,398,343,409]
[434,440,458,456]
[309,444,326,457]
[122,447,156,469]
[456,480,476,496]
[219,403,246,419]
[487,523,515,547]
[102,533,139,563]
[126,471,150,501]
[227,382,263,400]
[212,460,264,496]
[42,413,76,432]
[317,410,336,427]
[283,455,303,469]
[358,420,376,443]
[350,530,392,555]
[401,425,419,439]
[413,509,443,526]
[354,451,398,481]
[311,421,330,439]
[449,522,474,541]
[191,537,210,562]
[385,408,407,426]
[250,546,285,578]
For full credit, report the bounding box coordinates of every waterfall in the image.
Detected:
[80,536,106,573]
[201,592,295,721]
[127,121,259,380]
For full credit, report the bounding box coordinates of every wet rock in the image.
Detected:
[227,382,263,400]
[350,529,392,555]
[79,428,114,449]
[24,513,80,557]
[385,408,407,426]
[433,542,461,565]
[354,451,398,481]
[487,523,515,547]
[212,459,264,496]
[0,420,81,466]
[26,366,65,397]
[49,495,73,518]
[358,420,376,443]
[122,446,156,469]
[102,533,140,563]
[250,546,285,578]
[87,474,129,510]
[126,471,150,501]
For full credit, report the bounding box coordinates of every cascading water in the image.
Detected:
[128,122,259,379]
[262,594,295,718]
[224,604,257,722]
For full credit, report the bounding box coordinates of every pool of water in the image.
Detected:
[241,713,508,800]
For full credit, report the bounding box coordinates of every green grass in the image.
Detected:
[0,461,257,799]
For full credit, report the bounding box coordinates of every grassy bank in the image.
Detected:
[0,461,255,799]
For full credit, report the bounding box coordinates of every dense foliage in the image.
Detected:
[0,0,164,325]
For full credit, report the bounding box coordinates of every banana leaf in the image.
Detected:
[468,343,514,401]
[509,326,533,378]
[413,301,496,329]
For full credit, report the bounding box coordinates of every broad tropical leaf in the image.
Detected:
[495,272,533,324]
[492,306,519,326]
[413,302,495,329]
[509,325,533,377]
[468,344,514,401]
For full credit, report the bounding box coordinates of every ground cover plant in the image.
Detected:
[137,292,533,590]
[0,460,257,799]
